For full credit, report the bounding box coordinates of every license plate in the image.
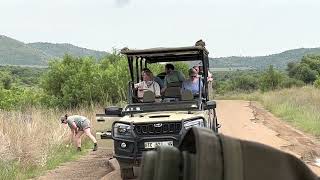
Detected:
[144,141,173,149]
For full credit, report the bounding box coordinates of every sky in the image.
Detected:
[1,0,320,57]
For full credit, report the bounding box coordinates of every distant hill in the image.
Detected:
[210,48,320,70]
[0,35,108,66]
[28,42,107,60]
[0,35,49,66]
[1,35,320,69]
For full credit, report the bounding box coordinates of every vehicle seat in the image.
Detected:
[164,87,181,98]
[180,89,193,101]
[167,81,182,88]
[157,72,166,81]
[143,90,156,103]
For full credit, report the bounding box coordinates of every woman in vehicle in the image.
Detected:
[182,68,203,95]
[135,70,161,98]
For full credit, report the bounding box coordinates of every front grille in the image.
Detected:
[134,122,182,136]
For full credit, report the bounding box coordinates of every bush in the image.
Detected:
[287,55,320,84]
[280,77,305,88]
[0,70,13,90]
[314,76,320,89]
[216,80,233,95]
[231,74,259,92]
[0,87,45,110]
[259,65,284,91]
[41,53,130,107]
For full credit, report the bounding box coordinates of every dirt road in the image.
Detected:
[35,148,113,180]
[36,100,320,179]
[217,100,320,175]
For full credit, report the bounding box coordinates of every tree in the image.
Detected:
[290,64,317,84]
[260,65,283,91]
[314,76,320,89]
[231,75,258,92]
[41,53,130,107]
[0,70,13,89]
[287,55,320,84]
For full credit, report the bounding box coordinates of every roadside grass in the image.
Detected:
[217,86,320,136]
[0,107,99,180]
[0,141,91,180]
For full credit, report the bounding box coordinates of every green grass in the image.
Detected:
[0,140,92,180]
[217,86,320,136]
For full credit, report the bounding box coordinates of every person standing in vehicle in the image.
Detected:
[61,115,98,151]
[193,65,213,82]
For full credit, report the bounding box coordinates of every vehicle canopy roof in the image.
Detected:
[120,40,209,64]
[121,40,211,84]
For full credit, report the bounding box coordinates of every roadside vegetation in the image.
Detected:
[0,51,189,179]
[0,107,95,179]
[0,50,319,179]
[214,54,320,137]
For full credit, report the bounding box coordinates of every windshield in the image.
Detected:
[128,60,208,108]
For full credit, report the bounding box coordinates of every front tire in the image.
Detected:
[119,162,135,179]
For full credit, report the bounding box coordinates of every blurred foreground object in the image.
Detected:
[139,127,319,180]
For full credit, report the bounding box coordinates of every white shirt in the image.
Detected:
[134,81,161,98]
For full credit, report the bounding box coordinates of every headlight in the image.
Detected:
[113,123,132,137]
[184,119,204,129]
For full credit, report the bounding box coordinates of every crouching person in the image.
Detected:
[60,115,98,151]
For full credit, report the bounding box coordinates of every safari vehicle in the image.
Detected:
[97,40,219,179]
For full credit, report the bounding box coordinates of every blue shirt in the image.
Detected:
[154,76,164,89]
[182,78,203,95]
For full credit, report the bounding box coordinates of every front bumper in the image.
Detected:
[113,134,183,165]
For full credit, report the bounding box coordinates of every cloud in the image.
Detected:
[115,0,130,8]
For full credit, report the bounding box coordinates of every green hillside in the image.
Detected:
[0,35,49,66]
[0,35,108,66]
[210,48,320,70]
[1,34,320,69]
[28,42,107,60]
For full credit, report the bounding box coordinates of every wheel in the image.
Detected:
[120,167,135,179]
[119,161,135,179]
[212,109,220,133]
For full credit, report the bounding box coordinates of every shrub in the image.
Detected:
[280,77,305,88]
[259,65,284,91]
[231,74,259,92]
[314,76,320,89]
[41,53,130,107]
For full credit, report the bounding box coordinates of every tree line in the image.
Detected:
[215,54,320,94]
[1,53,320,110]
[0,52,189,110]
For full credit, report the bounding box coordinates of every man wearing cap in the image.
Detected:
[61,115,98,151]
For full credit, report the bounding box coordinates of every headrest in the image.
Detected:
[164,87,181,98]
[181,89,194,101]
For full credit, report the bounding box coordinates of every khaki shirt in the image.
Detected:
[135,81,161,98]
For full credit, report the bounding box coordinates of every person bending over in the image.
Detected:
[61,114,98,151]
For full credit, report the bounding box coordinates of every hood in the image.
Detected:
[118,111,205,123]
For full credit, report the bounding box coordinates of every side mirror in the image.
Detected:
[105,106,123,117]
[204,100,216,110]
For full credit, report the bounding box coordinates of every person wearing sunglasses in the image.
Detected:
[182,68,203,95]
